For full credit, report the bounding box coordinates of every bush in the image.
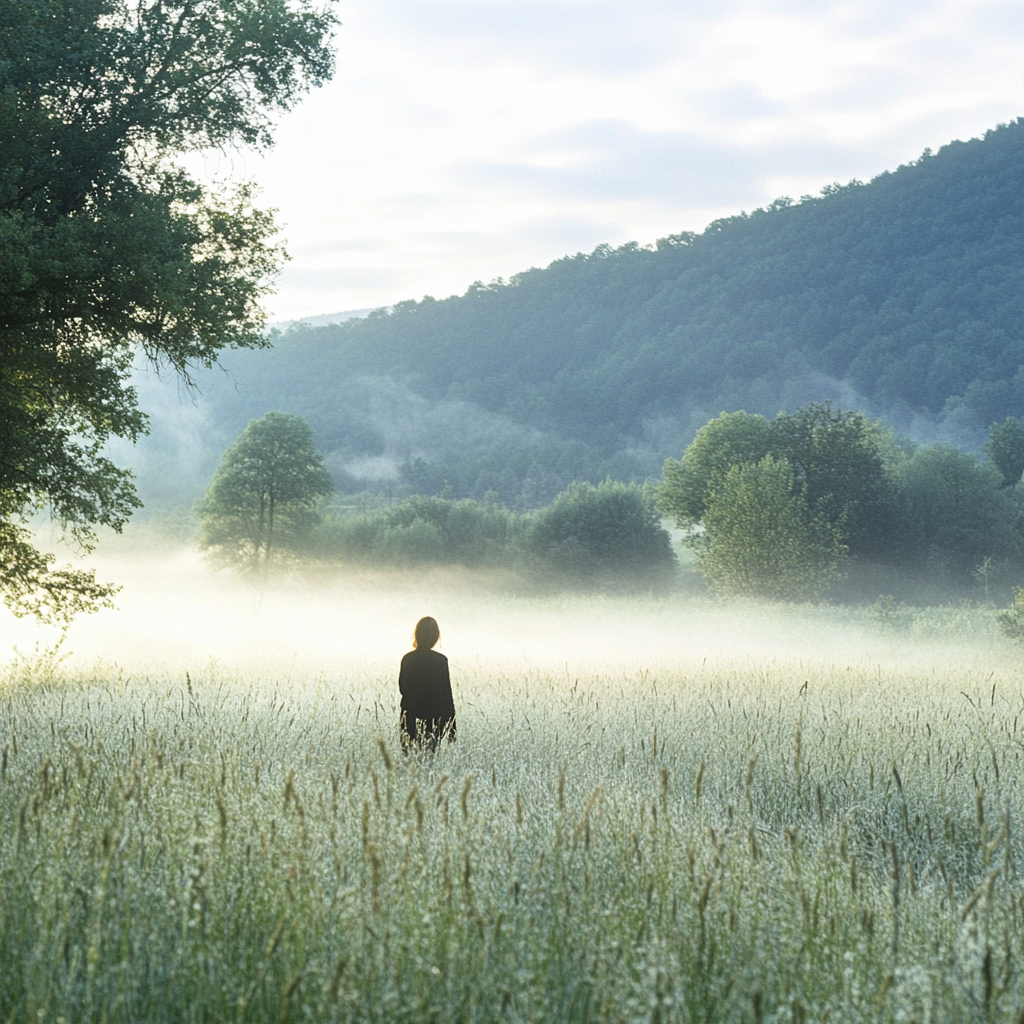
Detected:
[310,496,521,569]
[527,480,676,590]
[296,485,676,591]
[997,587,1024,642]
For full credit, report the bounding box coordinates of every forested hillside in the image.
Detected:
[134,119,1023,510]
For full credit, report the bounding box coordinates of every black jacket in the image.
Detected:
[398,648,456,743]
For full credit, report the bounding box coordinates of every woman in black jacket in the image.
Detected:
[399,616,456,750]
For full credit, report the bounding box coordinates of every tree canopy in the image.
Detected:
[894,444,1019,578]
[0,0,337,618]
[658,404,1024,600]
[659,403,895,558]
[657,412,773,528]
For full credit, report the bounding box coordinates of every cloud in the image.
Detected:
[460,121,864,205]
[372,0,729,75]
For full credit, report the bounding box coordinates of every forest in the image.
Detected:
[138,118,1024,513]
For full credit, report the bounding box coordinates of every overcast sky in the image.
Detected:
[222,0,1022,321]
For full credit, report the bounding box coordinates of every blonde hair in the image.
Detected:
[413,616,440,649]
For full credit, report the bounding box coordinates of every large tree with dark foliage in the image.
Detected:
[768,404,897,558]
[660,403,1024,598]
[0,0,337,620]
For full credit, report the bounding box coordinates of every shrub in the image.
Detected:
[311,496,520,569]
[527,480,676,590]
[996,587,1024,642]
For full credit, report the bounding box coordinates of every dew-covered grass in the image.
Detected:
[3,604,1024,1023]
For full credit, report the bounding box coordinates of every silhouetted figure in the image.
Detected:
[399,616,456,750]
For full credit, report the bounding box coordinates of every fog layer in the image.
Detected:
[1,545,1008,687]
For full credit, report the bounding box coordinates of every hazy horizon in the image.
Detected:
[1,535,1009,684]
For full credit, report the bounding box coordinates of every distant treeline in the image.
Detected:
[192,404,1024,604]
[310,482,676,591]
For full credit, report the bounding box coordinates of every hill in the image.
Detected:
[126,119,1024,510]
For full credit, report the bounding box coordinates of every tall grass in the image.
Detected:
[1,643,1023,1021]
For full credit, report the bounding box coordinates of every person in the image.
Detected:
[399,616,456,750]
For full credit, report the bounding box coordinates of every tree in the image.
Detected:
[197,412,334,572]
[984,417,1024,488]
[768,403,898,557]
[528,480,676,590]
[658,411,773,528]
[697,456,847,601]
[895,444,1017,577]
[658,403,901,559]
[0,0,337,618]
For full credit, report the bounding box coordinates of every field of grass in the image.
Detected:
[2,587,1024,1022]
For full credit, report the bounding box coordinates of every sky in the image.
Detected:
[212,0,1022,321]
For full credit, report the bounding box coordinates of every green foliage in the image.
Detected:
[197,413,334,572]
[0,0,336,617]
[660,403,895,557]
[658,411,772,527]
[895,444,1017,576]
[527,480,676,589]
[305,483,675,590]
[660,403,897,560]
[769,403,896,557]
[698,456,847,601]
[659,403,1024,596]
[0,522,117,627]
[984,416,1024,487]
[315,496,521,569]
[996,586,1024,641]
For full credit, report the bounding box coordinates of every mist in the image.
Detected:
[2,532,1009,690]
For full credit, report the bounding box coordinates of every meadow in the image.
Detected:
[1,557,1023,1022]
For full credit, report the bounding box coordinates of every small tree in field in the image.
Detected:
[698,456,846,601]
[198,412,333,573]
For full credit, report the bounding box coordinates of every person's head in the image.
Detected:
[413,616,440,650]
